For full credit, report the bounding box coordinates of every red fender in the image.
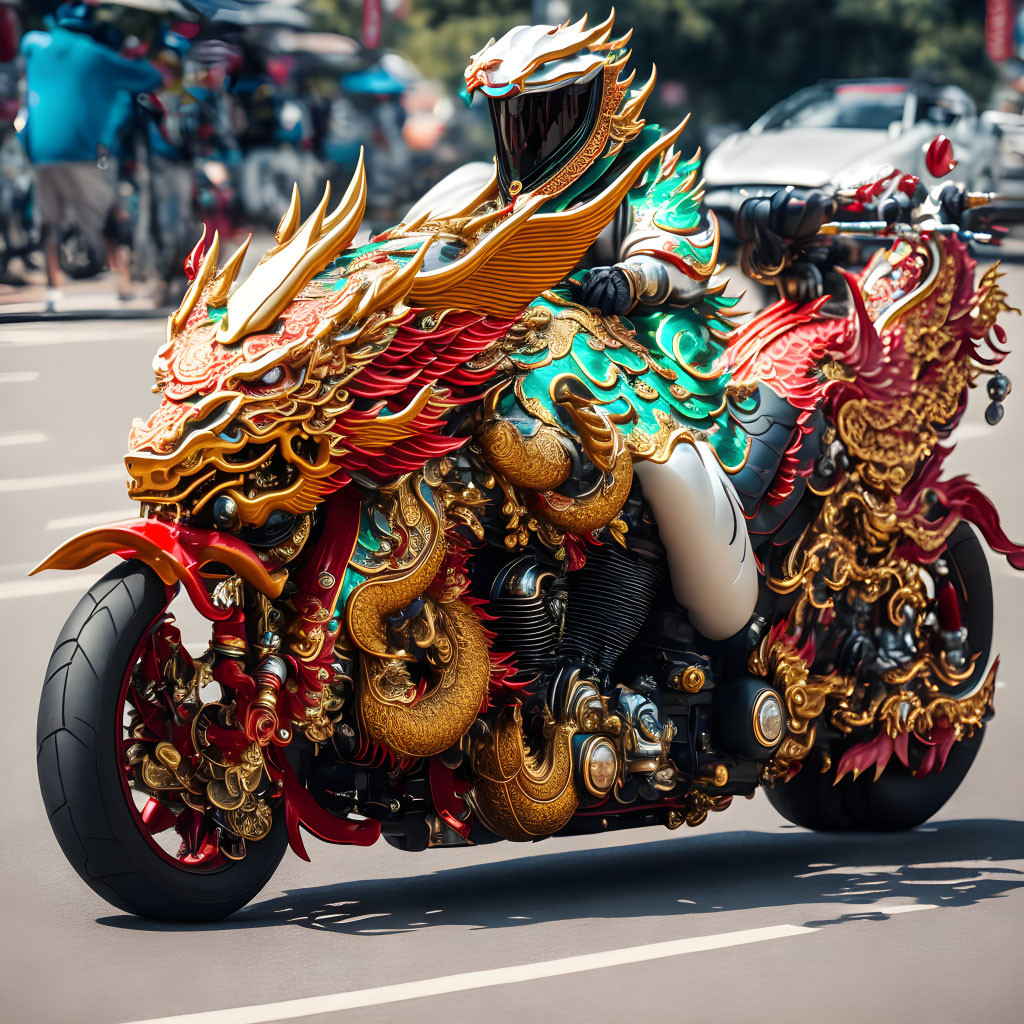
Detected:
[30,517,285,620]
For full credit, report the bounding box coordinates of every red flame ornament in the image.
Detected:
[925,134,957,178]
[183,224,208,282]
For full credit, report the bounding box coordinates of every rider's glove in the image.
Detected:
[736,187,837,244]
[766,188,836,241]
[776,261,825,304]
[573,265,636,316]
[737,188,836,285]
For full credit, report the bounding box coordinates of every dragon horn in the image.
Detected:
[276,184,301,245]
[321,150,365,234]
[589,7,616,46]
[206,234,252,308]
[218,154,367,345]
[355,235,434,319]
[607,28,633,50]
[170,230,220,332]
[620,65,656,118]
[305,181,333,242]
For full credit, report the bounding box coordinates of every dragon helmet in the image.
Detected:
[464,9,655,203]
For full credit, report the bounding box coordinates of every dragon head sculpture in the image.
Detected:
[125,159,516,528]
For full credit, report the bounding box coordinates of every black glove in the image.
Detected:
[768,188,836,240]
[572,265,635,316]
[736,188,836,241]
[776,261,825,304]
[737,188,837,289]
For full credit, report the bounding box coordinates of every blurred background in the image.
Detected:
[3,11,1024,1020]
[0,0,1022,315]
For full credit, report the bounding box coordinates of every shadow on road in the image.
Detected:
[98,817,1024,936]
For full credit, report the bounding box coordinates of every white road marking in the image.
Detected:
[46,509,136,531]
[0,371,39,383]
[840,903,936,914]
[0,574,98,601]
[0,465,124,492]
[123,908,941,1024]
[0,430,46,447]
[0,577,103,598]
[0,325,154,347]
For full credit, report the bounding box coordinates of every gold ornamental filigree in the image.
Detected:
[533,447,633,534]
[876,662,996,741]
[750,637,855,782]
[205,741,265,811]
[751,235,1015,786]
[477,417,572,491]
[467,703,579,841]
[681,789,734,828]
[345,475,447,657]
[226,796,274,841]
[357,596,491,759]
[468,675,622,841]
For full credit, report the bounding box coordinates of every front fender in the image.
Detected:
[31,517,285,620]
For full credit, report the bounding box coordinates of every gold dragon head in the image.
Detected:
[464,9,654,203]
[124,158,450,529]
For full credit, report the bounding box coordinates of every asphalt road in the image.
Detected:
[2,266,1024,1024]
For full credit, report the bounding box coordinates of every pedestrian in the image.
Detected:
[147,33,201,306]
[20,3,159,311]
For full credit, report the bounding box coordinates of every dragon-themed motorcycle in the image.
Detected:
[34,14,1024,920]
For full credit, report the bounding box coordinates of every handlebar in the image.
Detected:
[828,175,1004,244]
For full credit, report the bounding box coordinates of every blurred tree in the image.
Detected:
[310,0,994,133]
[394,1,532,86]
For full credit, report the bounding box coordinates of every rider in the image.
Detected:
[418,14,761,754]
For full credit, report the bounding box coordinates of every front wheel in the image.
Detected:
[766,523,993,831]
[37,561,288,921]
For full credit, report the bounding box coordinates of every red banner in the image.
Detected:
[987,0,1016,62]
[363,0,382,50]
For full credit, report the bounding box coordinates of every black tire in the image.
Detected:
[766,523,993,831]
[57,225,105,280]
[37,561,288,921]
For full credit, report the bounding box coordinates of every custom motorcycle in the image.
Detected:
[33,131,1022,919]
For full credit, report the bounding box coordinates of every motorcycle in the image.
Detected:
[32,138,1023,920]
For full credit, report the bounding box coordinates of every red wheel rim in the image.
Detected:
[116,620,228,872]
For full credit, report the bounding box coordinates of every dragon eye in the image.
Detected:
[257,366,285,387]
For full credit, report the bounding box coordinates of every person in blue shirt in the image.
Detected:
[20,3,159,307]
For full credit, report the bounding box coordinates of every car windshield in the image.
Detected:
[758,83,909,132]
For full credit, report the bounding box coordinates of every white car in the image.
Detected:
[704,79,1001,248]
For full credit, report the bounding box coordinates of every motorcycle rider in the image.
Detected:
[413,13,763,770]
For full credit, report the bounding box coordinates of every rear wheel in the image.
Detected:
[37,561,287,920]
[766,523,993,831]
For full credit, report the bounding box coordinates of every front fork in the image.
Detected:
[167,490,381,857]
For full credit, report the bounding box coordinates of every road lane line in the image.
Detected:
[840,903,936,915]
[0,327,154,347]
[0,430,47,447]
[0,371,39,383]
[0,465,124,492]
[124,924,815,1024]
[46,509,136,531]
[0,574,100,601]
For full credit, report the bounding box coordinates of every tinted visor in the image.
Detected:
[489,75,602,198]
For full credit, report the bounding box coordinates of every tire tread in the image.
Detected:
[37,561,287,921]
